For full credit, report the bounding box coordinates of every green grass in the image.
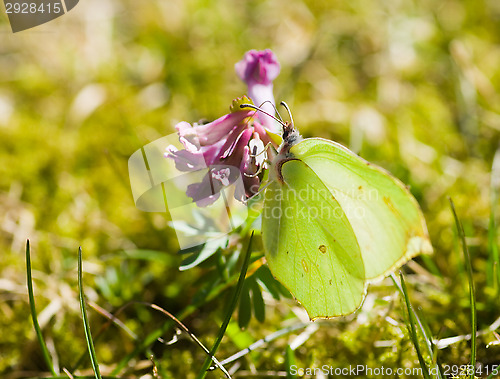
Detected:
[197,232,254,379]
[26,240,56,377]
[1,0,500,377]
[393,273,434,379]
[78,247,102,379]
[450,199,477,379]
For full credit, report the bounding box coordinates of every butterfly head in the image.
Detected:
[279,121,302,156]
[239,101,302,156]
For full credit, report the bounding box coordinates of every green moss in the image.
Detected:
[1,0,499,376]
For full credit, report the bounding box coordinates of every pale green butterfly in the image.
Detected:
[245,102,432,320]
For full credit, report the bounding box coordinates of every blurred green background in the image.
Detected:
[0,0,499,377]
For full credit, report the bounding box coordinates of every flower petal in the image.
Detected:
[175,121,200,152]
[239,146,261,199]
[181,111,253,147]
[235,49,280,85]
[219,128,253,168]
[186,180,220,207]
[247,83,277,130]
[248,133,266,166]
[212,167,231,187]
[165,145,206,171]
[235,49,281,131]
[185,165,241,207]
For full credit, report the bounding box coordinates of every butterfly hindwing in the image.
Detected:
[262,159,366,319]
[290,138,432,281]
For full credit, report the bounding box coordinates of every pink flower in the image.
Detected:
[165,102,274,206]
[165,50,282,207]
[235,49,281,132]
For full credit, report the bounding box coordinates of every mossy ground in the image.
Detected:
[0,0,499,377]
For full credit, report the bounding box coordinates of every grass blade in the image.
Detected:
[450,199,477,379]
[217,322,310,367]
[26,240,57,376]
[487,365,500,379]
[490,146,500,293]
[415,307,444,379]
[394,273,431,379]
[285,345,297,379]
[111,254,264,376]
[78,247,102,379]
[196,231,255,379]
[134,302,230,376]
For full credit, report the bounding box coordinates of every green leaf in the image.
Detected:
[238,282,252,329]
[180,238,227,271]
[250,279,265,323]
[255,266,281,300]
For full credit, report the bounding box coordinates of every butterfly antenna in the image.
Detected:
[240,103,286,127]
[258,100,284,123]
[280,101,294,126]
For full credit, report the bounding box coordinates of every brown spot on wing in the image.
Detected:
[383,196,399,216]
[301,259,308,273]
[319,245,327,254]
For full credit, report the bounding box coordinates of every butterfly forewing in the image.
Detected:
[262,159,366,319]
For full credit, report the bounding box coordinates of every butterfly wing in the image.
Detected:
[262,159,366,319]
[291,138,432,282]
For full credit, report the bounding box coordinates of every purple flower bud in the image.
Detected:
[235,49,280,85]
[235,49,281,131]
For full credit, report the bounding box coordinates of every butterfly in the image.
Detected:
[244,102,433,320]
